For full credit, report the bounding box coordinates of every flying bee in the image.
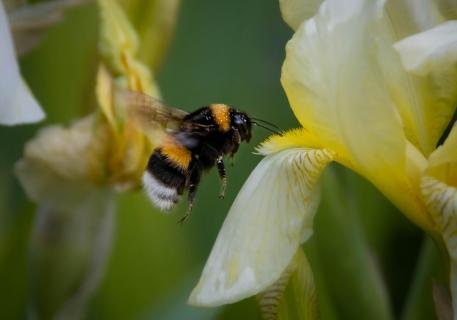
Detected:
[117,90,279,223]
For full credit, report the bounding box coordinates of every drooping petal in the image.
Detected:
[279,0,322,30]
[188,147,333,306]
[421,124,457,314]
[281,0,435,232]
[0,1,44,125]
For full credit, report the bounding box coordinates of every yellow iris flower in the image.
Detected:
[189,0,457,311]
[16,0,160,212]
[14,1,178,317]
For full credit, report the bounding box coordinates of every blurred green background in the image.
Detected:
[0,0,437,319]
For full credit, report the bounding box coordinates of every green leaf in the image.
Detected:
[307,167,394,320]
[401,237,441,320]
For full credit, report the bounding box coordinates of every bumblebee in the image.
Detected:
[119,90,278,223]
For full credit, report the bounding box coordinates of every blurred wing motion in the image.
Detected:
[115,89,188,133]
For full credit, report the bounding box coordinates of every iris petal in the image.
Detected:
[422,177,457,315]
[188,148,333,306]
[0,1,44,125]
[421,125,457,313]
[386,0,446,39]
[394,20,457,156]
[394,21,457,75]
[15,117,101,210]
[281,0,435,232]
[279,0,322,30]
[282,0,404,172]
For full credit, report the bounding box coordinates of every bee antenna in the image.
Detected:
[251,117,280,131]
[252,122,282,136]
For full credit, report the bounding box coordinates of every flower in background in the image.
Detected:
[0,1,44,125]
[189,0,457,317]
[14,0,179,318]
[7,0,92,55]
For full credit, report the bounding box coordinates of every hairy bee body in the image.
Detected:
[142,104,252,216]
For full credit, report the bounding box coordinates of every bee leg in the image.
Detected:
[216,156,227,199]
[229,129,241,166]
[178,166,201,224]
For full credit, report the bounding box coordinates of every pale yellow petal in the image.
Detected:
[421,177,457,313]
[188,148,333,306]
[257,250,317,320]
[386,0,457,41]
[386,0,446,39]
[98,0,138,75]
[97,0,159,96]
[426,124,457,186]
[394,21,457,75]
[96,65,118,133]
[15,116,111,210]
[421,124,457,312]
[279,0,322,30]
[281,0,435,232]
[393,20,457,156]
[370,0,457,155]
[282,0,404,170]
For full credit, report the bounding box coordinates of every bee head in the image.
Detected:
[232,111,252,142]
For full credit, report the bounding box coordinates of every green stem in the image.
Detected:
[305,168,393,320]
[401,237,440,320]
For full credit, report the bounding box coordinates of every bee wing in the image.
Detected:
[115,89,189,133]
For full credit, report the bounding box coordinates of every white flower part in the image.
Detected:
[279,0,323,30]
[421,176,457,313]
[188,148,333,306]
[0,1,44,125]
[15,116,96,211]
[394,20,457,76]
[402,0,445,30]
[385,0,446,39]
